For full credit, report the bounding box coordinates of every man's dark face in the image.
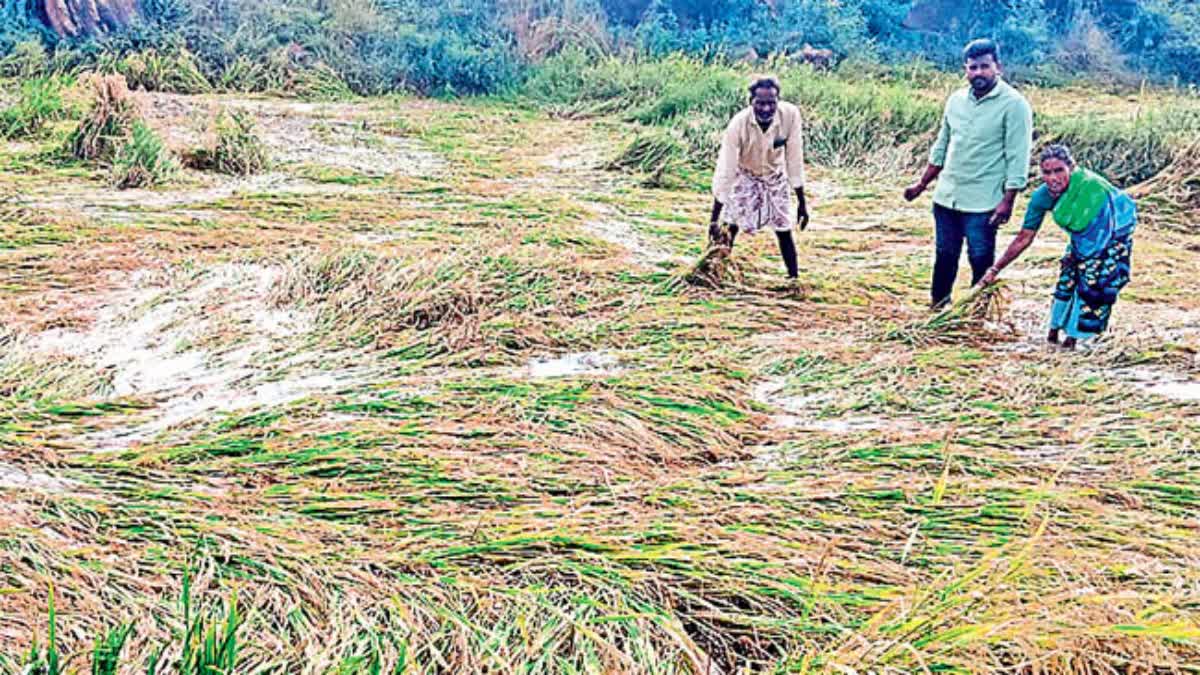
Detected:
[965,54,999,93]
[752,87,779,126]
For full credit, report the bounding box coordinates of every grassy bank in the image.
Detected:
[523,52,1200,190]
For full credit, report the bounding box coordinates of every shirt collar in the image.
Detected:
[745,106,780,134]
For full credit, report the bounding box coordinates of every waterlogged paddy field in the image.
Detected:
[0,86,1198,673]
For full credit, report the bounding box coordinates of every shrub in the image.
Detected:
[185,109,270,176]
[0,76,69,140]
[1051,12,1134,86]
[110,120,177,188]
[0,39,48,78]
[385,30,524,97]
[119,47,211,94]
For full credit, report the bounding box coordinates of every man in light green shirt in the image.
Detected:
[904,38,1033,307]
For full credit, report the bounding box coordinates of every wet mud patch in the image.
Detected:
[0,464,79,494]
[143,93,446,178]
[29,262,379,450]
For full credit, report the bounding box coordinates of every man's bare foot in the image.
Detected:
[1062,337,1077,350]
[1047,329,1060,344]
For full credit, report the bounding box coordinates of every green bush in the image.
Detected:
[0,39,47,78]
[110,121,177,189]
[118,47,212,94]
[185,109,270,176]
[0,76,69,140]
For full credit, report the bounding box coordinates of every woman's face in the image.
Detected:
[1041,157,1073,195]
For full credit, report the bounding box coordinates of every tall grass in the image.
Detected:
[116,48,212,95]
[526,53,942,177]
[0,40,47,79]
[179,572,241,675]
[90,625,132,675]
[1039,108,1200,185]
[525,52,1200,188]
[0,76,70,140]
[111,121,178,189]
[184,109,270,176]
[20,587,61,675]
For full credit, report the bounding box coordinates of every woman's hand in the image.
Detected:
[979,266,1001,287]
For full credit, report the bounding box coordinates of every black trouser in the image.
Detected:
[931,204,996,306]
[729,225,799,278]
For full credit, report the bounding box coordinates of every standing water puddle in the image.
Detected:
[32,263,376,449]
[527,351,622,379]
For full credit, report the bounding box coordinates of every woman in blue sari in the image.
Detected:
[980,144,1137,349]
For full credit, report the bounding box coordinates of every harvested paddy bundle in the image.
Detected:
[887,284,1011,346]
[665,223,750,291]
[68,74,141,162]
[681,242,733,289]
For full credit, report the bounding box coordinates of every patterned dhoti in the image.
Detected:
[721,169,792,235]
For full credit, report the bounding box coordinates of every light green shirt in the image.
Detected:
[929,79,1033,213]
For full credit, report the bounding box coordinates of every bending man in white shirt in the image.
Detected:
[709,75,810,280]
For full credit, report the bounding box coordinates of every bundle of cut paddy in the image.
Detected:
[886,284,1011,346]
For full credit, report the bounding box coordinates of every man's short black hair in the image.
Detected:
[963,39,999,64]
[748,76,781,98]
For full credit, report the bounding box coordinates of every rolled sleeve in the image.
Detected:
[1004,99,1034,190]
[1021,185,1054,231]
[712,121,740,203]
[929,106,951,167]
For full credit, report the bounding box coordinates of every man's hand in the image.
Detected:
[903,183,926,202]
[708,221,727,248]
[989,199,1014,227]
[795,187,810,231]
[978,266,1000,287]
[989,190,1019,228]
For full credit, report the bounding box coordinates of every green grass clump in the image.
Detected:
[178,573,241,675]
[117,48,212,95]
[0,76,69,140]
[0,40,47,79]
[68,75,141,162]
[90,625,132,675]
[110,121,177,189]
[185,110,271,176]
